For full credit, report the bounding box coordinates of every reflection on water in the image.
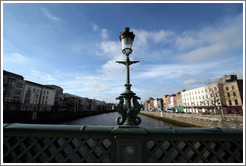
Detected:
[62,112,183,128]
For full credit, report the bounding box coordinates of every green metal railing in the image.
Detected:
[3,123,243,163]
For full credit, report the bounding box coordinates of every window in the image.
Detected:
[13,96,20,101]
[233,92,236,97]
[226,87,229,91]
[206,95,208,99]
[235,100,238,105]
[229,100,232,106]
[8,79,16,87]
[6,89,14,95]
[205,89,207,93]
[232,85,235,90]
[227,93,230,97]
[14,89,21,95]
[214,87,217,91]
[16,82,23,88]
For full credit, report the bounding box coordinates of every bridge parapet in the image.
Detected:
[3,123,243,163]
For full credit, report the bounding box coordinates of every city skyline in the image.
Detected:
[2,2,244,103]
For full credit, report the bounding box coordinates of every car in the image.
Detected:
[166,108,174,113]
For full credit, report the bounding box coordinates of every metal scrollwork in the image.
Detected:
[131,96,142,125]
[114,95,142,126]
[115,96,126,125]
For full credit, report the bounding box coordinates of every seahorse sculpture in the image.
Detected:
[131,96,142,125]
[114,96,126,125]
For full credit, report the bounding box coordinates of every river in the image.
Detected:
[62,112,183,127]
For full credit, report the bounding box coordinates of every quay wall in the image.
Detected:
[3,110,115,124]
[139,111,243,129]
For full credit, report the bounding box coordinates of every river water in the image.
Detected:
[62,112,182,127]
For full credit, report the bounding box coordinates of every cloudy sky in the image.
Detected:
[2,2,244,103]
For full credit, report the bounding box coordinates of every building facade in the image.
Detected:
[169,94,177,109]
[163,95,170,110]
[64,93,110,112]
[219,75,243,114]
[46,85,65,111]
[181,83,225,114]
[3,70,25,111]
[22,81,56,111]
[153,98,164,111]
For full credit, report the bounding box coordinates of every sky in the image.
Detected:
[2,2,244,103]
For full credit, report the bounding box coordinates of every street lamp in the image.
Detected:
[114,27,142,126]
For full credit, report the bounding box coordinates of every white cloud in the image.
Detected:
[175,36,199,50]
[91,23,109,40]
[30,69,57,84]
[96,41,122,58]
[41,7,61,22]
[152,30,174,43]
[179,44,226,63]
[176,13,243,64]
[183,79,204,86]
[101,28,108,39]
[4,53,30,65]
[92,23,99,31]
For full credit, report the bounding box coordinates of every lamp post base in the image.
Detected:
[114,89,142,126]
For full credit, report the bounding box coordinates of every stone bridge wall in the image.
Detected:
[139,111,243,129]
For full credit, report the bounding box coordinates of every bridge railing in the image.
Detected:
[3,123,243,163]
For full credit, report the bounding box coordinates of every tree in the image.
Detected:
[203,79,224,115]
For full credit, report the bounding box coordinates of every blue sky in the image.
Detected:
[2,2,244,103]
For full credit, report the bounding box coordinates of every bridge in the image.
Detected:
[3,123,243,163]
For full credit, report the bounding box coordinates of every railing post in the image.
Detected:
[112,126,147,162]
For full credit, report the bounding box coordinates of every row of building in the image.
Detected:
[3,70,113,112]
[144,75,243,114]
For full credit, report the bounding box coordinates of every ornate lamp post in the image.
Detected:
[114,27,142,126]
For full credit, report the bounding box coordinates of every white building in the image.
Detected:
[169,95,175,108]
[181,83,224,114]
[22,81,56,111]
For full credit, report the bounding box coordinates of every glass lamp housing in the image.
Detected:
[119,27,135,55]
[121,37,133,55]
